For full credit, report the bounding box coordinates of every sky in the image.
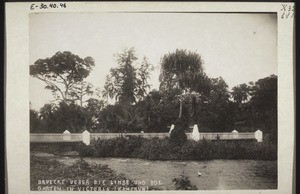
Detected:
[29,12,277,110]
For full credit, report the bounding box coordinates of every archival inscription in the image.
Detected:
[36,179,162,191]
[30,3,67,10]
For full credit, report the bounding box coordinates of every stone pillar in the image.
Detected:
[255,130,263,142]
[82,130,90,145]
[192,124,200,141]
[63,130,71,141]
[169,124,175,133]
[232,130,238,139]
[63,130,70,134]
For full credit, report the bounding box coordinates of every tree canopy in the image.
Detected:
[30,51,95,102]
[30,49,277,145]
[231,83,251,104]
[159,49,205,93]
[102,48,153,105]
[159,49,207,119]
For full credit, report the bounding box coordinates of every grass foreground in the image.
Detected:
[30,155,151,191]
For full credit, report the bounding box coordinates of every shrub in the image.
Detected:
[74,137,276,161]
[31,142,79,155]
[172,172,198,190]
[170,119,187,145]
[76,142,94,157]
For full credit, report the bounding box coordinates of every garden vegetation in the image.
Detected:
[76,136,277,161]
[30,49,278,146]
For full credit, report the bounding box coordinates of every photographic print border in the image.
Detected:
[5,1,295,194]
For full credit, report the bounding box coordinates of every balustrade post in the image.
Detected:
[232,130,238,139]
[82,130,90,145]
[255,130,263,142]
[192,124,200,141]
[63,130,71,141]
[169,124,175,133]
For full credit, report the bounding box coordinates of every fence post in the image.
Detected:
[63,130,71,141]
[82,130,90,145]
[232,130,238,139]
[192,124,200,141]
[255,130,263,142]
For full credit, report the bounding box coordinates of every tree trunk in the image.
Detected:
[191,96,197,123]
[148,115,151,126]
[65,86,69,102]
[80,85,83,107]
[251,106,255,128]
[179,100,183,119]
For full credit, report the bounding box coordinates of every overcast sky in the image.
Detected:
[29,12,277,110]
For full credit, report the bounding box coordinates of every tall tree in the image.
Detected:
[30,109,40,132]
[84,98,106,131]
[159,49,205,119]
[115,48,137,104]
[39,103,57,120]
[30,51,95,102]
[250,75,277,112]
[69,81,94,106]
[202,77,233,131]
[39,101,93,133]
[250,74,277,136]
[100,48,153,133]
[102,48,153,105]
[136,57,154,101]
[230,75,277,139]
[231,83,251,105]
[101,75,116,103]
[85,98,105,117]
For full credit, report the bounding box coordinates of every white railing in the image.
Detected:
[91,133,170,140]
[30,126,263,145]
[197,132,255,140]
[30,133,82,142]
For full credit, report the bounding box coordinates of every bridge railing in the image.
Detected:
[30,126,263,145]
[30,133,82,142]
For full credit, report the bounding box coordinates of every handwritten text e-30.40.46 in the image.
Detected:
[30,3,67,10]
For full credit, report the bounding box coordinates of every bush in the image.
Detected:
[134,137,182,160]
[75,137,276,161]
[76,142,94,157]
[170,119,187,145]
[31,142,79,155]
[172,172,198,190]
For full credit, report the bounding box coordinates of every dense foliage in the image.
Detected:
[30,48,277,145]
[30,51,95,103]
[170,118,188,145]
[102,47,153,105]
[75,137,277,161]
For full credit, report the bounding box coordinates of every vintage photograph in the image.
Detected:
[29,12,278,191]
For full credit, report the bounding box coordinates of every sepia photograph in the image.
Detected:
[5,2,295,194]
[29,12,278,191]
